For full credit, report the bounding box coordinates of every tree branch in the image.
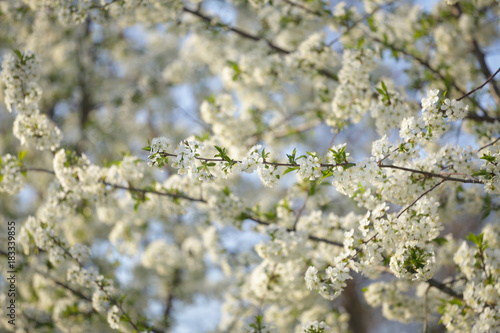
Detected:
[244,213,344,247]
[457,65,500,103]
[426,278,463,299]
[181,6,338,81]
[478,137,500,152]
[370,36,493,117]
[21,168,206,203]
[396,180,445,218]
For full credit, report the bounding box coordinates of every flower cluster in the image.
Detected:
[147,136,171,167]
[287,32,336,69]
[53,149,104,199]
[1,51,61,151]
[400,89,468,143]
[200,94,256,153]
[18,215,127,331]
[328,49,377,126]
[297,153,322,180]
[0,153,25,195]
[238,145,264,173]
[442,226,500,332]
[305,260,352,301]
[474,148,500,194]
[107,305,121,330]
[255,225,309,262]
[301,320,331,333]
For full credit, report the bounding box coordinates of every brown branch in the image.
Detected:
[21,167,55,175]
[396,180,445,219]
[328,1,397,47]
[370,36,492,116]
[423,284,431,333]
[292,191,310,231]
[164,268,181,325]
[181,6,338,81]
[102,181,206,203]
[451,3,500,104]
[182,6,286,53]
[379,164,482,184]
[53,279,92,302]
[478,137,500,152]
[163,152,483,184]
[457,65,500,103]
[426,278,463,299]
[244,214,343,247]
[466,112,500,123]
[281,0,323,16]
[21,168,206,203]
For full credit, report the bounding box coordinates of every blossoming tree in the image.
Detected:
[0,0,499,332]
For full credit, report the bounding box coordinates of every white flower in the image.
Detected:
[92,289,109,313]
[0,154,25,195]
[257,165,279,187]
[150,136,170,154]
[421,89,439,111]
[298,154,321,180]
[107,305,121,330]
[301,320,330,333]
[305,266,320,290]
[239,144,264,173]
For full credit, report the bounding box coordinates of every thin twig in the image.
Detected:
[478,137,500,152]
[370,36,491,115]
[282,0,323,16]
[21,168,206,202]
[396,180,445,219]
[292,191,310,231]
[426,278,463,299]
[245,214,343,247]
[327,1,397,47]
[161,152,483,184]
[457,66,500,102]
[380,164,481,184]
[102,181,206,203]
[181,6,338,81]
[423,284,431,333]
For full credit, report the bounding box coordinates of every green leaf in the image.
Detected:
[283,167,299,175]
[466,233,482,247]
[480,153,496,163]
[18,150,27,161]
[367,16,377,32]
[381,80,388,93]
[286,148,297,163]
[194,132,210,142]
[472,169,492,179]
[481,195,492,219]
[358,36,365,49]
[13,49,23,61]
[320,169,333,181]
[432,237,448,246]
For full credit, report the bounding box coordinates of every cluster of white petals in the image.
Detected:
[1,1,500,332]
[0,154,24,194]
[329,49,377,126]
[1,51,61,150]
